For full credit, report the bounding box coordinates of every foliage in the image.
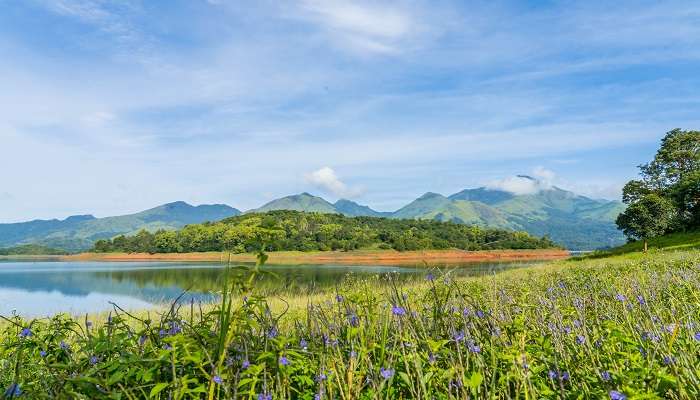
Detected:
[618,129,700,242]
[91,210,558,254]
[615,194,676,246]
[1,251,700,398]
[0,244,67,256]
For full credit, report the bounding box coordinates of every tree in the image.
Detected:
[616,194,676,252]
[619,129,700,234]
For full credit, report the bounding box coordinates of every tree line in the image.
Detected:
[92,210,558,253]
[616,128,699,250]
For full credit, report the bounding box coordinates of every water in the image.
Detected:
[0,260,539,317]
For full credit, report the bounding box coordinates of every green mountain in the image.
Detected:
[0,202,240,252]
[253,193,338,213]
[255,184,626,250]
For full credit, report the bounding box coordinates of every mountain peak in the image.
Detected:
[418,192,445,200]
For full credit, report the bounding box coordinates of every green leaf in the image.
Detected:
[149,383,169,398]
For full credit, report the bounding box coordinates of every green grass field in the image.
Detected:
[1,244,700,398]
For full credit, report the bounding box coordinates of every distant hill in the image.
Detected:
[1,179,627,251]
[253,184,626,250]
[0,202,240,252]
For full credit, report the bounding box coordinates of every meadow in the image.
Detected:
[1,249,699,399]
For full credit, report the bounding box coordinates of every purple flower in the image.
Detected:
[316,371,327,381]
[601,371,611,381]
[467,341,481,354]
[4,383,21,398]
[475,310,485,318]
[89,356,100,365]
[380,367,395,379]
[576,335,585,345]
[279,356,290,366]
[636,295,646,305]
[609,390,626,400]
[392,305,406,316]
[39,350,47,358]
[426,273,434,281]
[59,341,70,351]
[336,294,344,303]
[349,350,357,358]
[428,353,436,363]
[267,327,278,339]
[139,335,147,346]
[348,313,359,326]
[213,375,223,385]
[548,370,557,379]
[615,294,626,302]
[300,338,308,349]
[663,356,675,365]
[257,393,272,400]
[242,359,250,369]
[453,331,465,342]
[694,332,700,341]
[19,328,32,338]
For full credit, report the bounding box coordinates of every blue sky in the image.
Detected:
[1,0,699,221]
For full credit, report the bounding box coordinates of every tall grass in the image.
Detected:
[1,251,700,398]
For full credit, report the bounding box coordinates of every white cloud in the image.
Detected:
[295,0,417,54]
[304,167,363,198]
[486,167,556,195]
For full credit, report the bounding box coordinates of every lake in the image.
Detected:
[0,260,540,317]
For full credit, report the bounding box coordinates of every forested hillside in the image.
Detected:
[92,210,558,253]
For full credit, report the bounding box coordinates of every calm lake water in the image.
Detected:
[0,260,539,317]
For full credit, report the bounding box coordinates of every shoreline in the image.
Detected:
[58,248,570,265]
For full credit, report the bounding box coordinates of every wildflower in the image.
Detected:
[89,356,100,365]
[462,307,471,317]
[336,294,343,303]
[138,335,147,346]
[59,341,70,351]
[609,390,627,400]
[4,383,21,398]
[573,298,583,309]
[39,350,47,358]
[213,375,223,385]
[349,350,357,358]
[476,310,485,318]
[316,371,327,382]
[380,367,395,379]
[391,305,406,316]
[601,371,611,381]
[694,332,700,341]
[467,340,481,354]
[163,344,172,351]
[279,356,290,366]
[576,335,586,345]
[348,313,359,326]
[563,326,572,334]
[615,294,626,302]
[663,356,675,365]
[426,273,434,281]
[548,370,557,379]
[267,327,278,339]
[19,328,32,338]
[257,393,272,400]
[560,371,570,381]
[665,324,677,334]
[242,360,250,369]
[300,338,308,349]
[452,331,465,342]
[428,353,436,363]
[636,295,646,305]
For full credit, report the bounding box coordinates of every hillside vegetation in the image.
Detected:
[583,230,700,259]
[0,244,67,256]
[0,202,240,252]
[92,210,558,253]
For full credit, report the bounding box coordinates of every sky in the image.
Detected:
[1,0,699,222]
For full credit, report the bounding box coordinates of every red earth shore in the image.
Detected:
[62,249,570,266]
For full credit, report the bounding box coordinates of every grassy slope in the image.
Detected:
[583,230,700,258]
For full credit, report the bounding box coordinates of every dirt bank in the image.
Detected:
[63,249,569,266]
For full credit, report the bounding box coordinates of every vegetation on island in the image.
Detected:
[616,129,699,251]
[1,249,700,398]
[91,210,558,254]
[0,244,67,256]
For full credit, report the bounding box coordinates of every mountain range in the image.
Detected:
[0,179,626,251]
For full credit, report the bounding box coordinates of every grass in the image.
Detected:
[1,250,700,398]
[582,231,700,259]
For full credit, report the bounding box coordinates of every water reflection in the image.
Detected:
[0,260,538,317]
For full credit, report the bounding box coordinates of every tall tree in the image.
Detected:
[615,194,676,252]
